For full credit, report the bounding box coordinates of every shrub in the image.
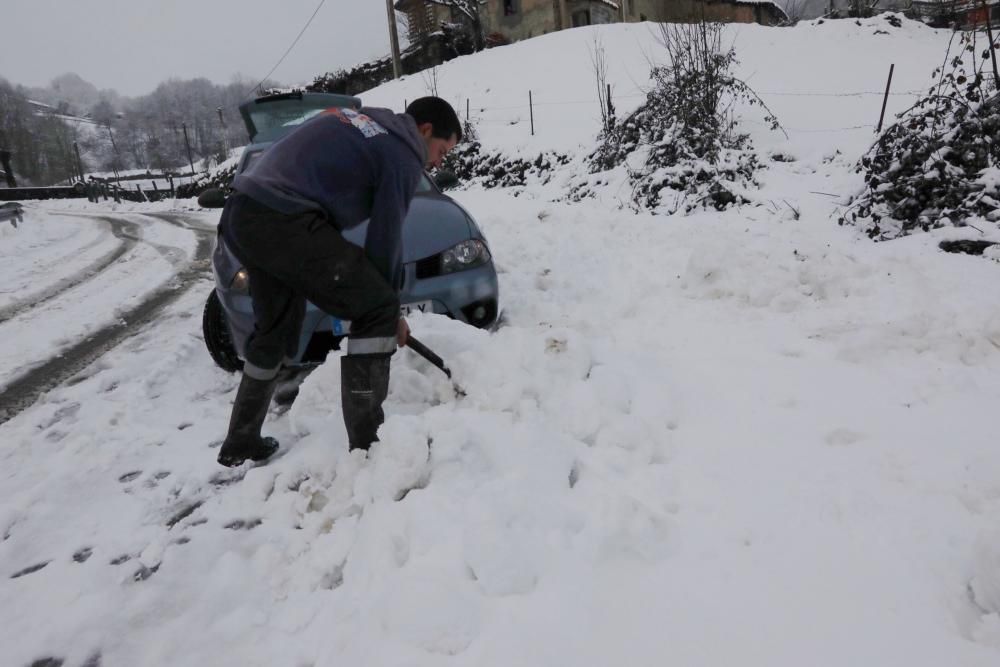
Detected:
[844,30,1000,239]
[585,21,779,214]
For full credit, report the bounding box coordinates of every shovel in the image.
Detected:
[405,336,466,398]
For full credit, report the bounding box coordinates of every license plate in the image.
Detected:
[400,300,433,316]
[330,317,348,335]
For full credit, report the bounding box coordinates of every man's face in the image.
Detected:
[418,124,458,169]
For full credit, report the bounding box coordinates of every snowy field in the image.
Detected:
[2,16,1000,667]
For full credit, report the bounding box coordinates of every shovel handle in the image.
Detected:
[405,336,452,379]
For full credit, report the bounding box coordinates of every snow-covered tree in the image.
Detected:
[433,0,486,51]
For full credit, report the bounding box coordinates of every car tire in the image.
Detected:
[203,290,244,373]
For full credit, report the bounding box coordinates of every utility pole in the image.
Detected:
[105,125,122,186]
[73,141,86,183]
[182,123,196,177]
[217,106,229,158]
[385,0,402,79]
[985,0,1000,89]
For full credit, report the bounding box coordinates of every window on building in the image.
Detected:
[591,6,613,23]
[504,0,517,16]
[572,9,590,26]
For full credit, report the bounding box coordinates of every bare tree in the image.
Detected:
[422,66,441,96]
[588,34,615,133]
[781,0,808,24]
[434,0,486,51]
[847,0,881,18]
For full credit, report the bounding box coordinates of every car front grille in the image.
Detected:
[415,254,442,280]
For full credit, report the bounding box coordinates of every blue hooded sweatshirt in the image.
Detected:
[231,106,427,290]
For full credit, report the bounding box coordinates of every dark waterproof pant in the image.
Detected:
[219,193,399,381]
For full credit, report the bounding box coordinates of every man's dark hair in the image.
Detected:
[406,97,462,142]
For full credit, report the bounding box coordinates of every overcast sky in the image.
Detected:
[2,0,395,96]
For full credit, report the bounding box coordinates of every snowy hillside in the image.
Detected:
[364,14,952,160]
[2,16,1000,667]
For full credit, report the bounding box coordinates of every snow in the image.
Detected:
[2,16,1000,667]
[365,15,948,161]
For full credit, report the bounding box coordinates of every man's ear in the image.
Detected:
[417,122,434,139]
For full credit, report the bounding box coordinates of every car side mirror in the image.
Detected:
[433,169,459,190]
[197,187,227,209]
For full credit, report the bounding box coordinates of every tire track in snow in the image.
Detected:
[0,213,215,425]
[0,216,141,324]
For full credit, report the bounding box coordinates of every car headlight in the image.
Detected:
[441,240,490,274]
[230,269,250,293]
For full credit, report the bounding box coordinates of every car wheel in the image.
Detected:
[203,289,243,373]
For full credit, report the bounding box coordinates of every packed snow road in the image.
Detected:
[0,210,214,422]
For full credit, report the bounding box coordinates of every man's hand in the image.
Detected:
[397,317,410,348]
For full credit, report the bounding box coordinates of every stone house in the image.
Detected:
[395,1,787,45]
[907,0,1000,28]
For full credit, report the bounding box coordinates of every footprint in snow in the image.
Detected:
[224,519,262,531]
[117,471,141,483]
[209,471,245,487]
[166,501,204,528]
[27,658,64,667]
[11,561,50,579]
[72,547,92,563]
[824,429,864,447]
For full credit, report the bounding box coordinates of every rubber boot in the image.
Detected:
[217,374,280,467]
[340,354,391,451]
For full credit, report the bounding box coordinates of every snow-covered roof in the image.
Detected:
[728,0,786,10]
[910,0,1000,6]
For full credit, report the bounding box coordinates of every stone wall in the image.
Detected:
[481,0,559,40]
[479,0,785,39]
[630,0,786,25]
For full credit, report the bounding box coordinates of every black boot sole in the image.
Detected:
[217,437,279,467]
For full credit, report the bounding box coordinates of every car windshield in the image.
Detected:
[247,98,333,142]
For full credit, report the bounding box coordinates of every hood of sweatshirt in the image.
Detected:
[361,107,427,168]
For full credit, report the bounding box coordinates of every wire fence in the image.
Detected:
[436,83,928,135]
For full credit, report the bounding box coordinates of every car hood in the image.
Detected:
[341,194,475,262]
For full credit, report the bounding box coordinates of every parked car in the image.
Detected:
[201,91,500,372]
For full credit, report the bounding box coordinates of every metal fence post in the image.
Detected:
[529,90,535,136]
[876,64,895,134]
